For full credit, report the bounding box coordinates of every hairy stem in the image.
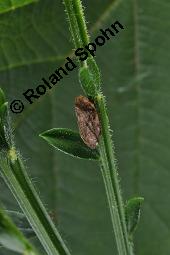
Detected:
[72,0,89,46]
[63,0,81,49]
[96,94,133,255]
[63,0,134,254]
[0,149,71,255]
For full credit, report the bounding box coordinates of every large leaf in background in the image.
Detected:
[0,0,37,14]
[0,0,170,254]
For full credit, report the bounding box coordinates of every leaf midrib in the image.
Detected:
[133,0,141,194]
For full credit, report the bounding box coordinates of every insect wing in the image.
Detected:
[75,96,100,149]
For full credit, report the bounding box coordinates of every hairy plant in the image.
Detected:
[0,1,143,255]
[0,0,169,255]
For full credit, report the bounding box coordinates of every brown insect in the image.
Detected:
[75,95,101,149]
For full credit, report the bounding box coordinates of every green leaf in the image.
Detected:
[79,59,101,97]
[40,128,99,160]
[0,206,34,254]
[125,197,144,237]
[0,0,170,255]
[6,211,35,239]
[0,88,5,107]
[0,102,13,150]
[0,0,38,14]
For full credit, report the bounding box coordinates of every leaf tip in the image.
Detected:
[125,196,144,237]
[39,128,57,139]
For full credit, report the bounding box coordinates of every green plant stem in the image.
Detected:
[96,94,133,255]
[0,151,71,255]
[63,0,134,254]
[64,0,81,49]
[72,0,89,47]
[64,0,89,68]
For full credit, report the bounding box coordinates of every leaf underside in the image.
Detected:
[0,0,170,255]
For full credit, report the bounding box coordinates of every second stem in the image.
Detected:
[97,94,133,255]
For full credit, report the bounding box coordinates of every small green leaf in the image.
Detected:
[6,211,35,239]
[0,88,5,107]
[0,206,35,254]
[0,102,13,150]
[0,102,8,126]
[125,197,144,237]
[40,128,100,160]
[79,58,101,97]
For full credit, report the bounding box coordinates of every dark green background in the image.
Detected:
[0,0,170,254]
